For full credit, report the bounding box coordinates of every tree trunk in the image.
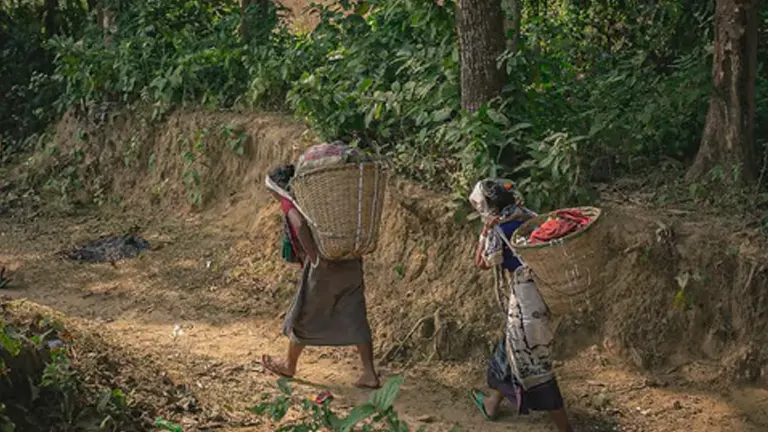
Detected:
[686,0,759,183]
[456,0,508,112]
[239,0,250,38]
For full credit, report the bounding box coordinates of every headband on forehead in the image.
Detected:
[469,177,522,216]
[482,178,514,192]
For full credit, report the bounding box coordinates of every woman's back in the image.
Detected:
[497,220,524,272]
[482,218,526,273]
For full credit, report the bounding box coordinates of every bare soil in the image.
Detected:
[1,110,768,431]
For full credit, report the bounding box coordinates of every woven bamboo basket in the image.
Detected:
[511,206,604,315]
[291,162,388,261]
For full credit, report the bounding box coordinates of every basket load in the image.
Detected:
[290,142,388,261]
[511,207,604,315]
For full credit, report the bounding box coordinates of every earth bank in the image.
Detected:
[1,109,767,431]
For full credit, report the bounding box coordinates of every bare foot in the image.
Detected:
[483,397,498,418]
[354,371,381,389]
[261,354,295,378]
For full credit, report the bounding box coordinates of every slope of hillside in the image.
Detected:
[1,110,767,431]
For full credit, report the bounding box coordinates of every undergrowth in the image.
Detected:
[252,376,452,432]
[0,310,131,431]
[1,314,446,432]
[3,0,764,212]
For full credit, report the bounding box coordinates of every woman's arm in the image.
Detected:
[474,217,500,270]
[475,238,492,270]
[287,209,321,265]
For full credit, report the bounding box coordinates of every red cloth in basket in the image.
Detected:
[529,209,592,245]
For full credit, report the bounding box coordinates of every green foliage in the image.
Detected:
[0,1,88,155]
[251,376,436,431]
[221,124,247,156]
[0,319,22,358]
[41,348,78,424]
[181,128,209,208]
[515,132,593,210]
[48,0,286,115]
[4,0,768,211]
[0,318,15,432]
[0,314,131,431]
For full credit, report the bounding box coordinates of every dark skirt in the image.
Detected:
[282,258,372,346]
[487,339,565,414]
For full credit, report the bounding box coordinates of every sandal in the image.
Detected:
[469,389,497,421]
[261,354,295,379]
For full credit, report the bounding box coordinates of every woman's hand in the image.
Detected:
[482,215,500,234]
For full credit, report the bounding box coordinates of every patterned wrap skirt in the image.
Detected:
[487,266,565,414]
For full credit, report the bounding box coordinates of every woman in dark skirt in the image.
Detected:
[468,178,574,432]
[261,164,379,389]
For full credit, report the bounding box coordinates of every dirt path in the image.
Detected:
[1,212,767,431]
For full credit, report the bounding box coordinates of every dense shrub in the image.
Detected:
[2,0,766,209]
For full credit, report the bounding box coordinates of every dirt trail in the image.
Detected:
[1,208,767,432]
[2,110,768,431]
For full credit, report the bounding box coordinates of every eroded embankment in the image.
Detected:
[7,108,768,389]
[0,301,203,431]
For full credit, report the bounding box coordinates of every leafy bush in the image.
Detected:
[252,376,455,432]
[49,0,283,114]
[5,0,766,209]
[0,314,131,431]
[0,4,72,155]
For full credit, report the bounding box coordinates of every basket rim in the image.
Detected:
[512,206,603,251]
[292,160,390,180]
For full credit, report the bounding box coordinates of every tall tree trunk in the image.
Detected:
[239,0,251,38]
[456,0,508,112]
[686,0,759,183]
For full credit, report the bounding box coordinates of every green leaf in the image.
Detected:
[369,376,404,411]
[111,389,126,407]
[673,289,688,310]
[339,403,376,431]
[485,109,510,127]
[508,122,532,133]
[354,1,370,15]
[431,108,452,123]
[277,377,293,395]
[358,77,373,92]
[0,331,21,356]
[538,153,555,168]
[249,403,268,415]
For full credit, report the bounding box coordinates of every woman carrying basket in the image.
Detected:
[468,179,574,432]
[261,164,380,389]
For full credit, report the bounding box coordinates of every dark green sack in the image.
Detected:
[281,221,300,263]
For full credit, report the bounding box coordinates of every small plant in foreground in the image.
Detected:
[0,402,13,432]
[251,376,451,432]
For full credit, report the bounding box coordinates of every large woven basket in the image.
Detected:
[511,207,605,315]
[291,162,388,261]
